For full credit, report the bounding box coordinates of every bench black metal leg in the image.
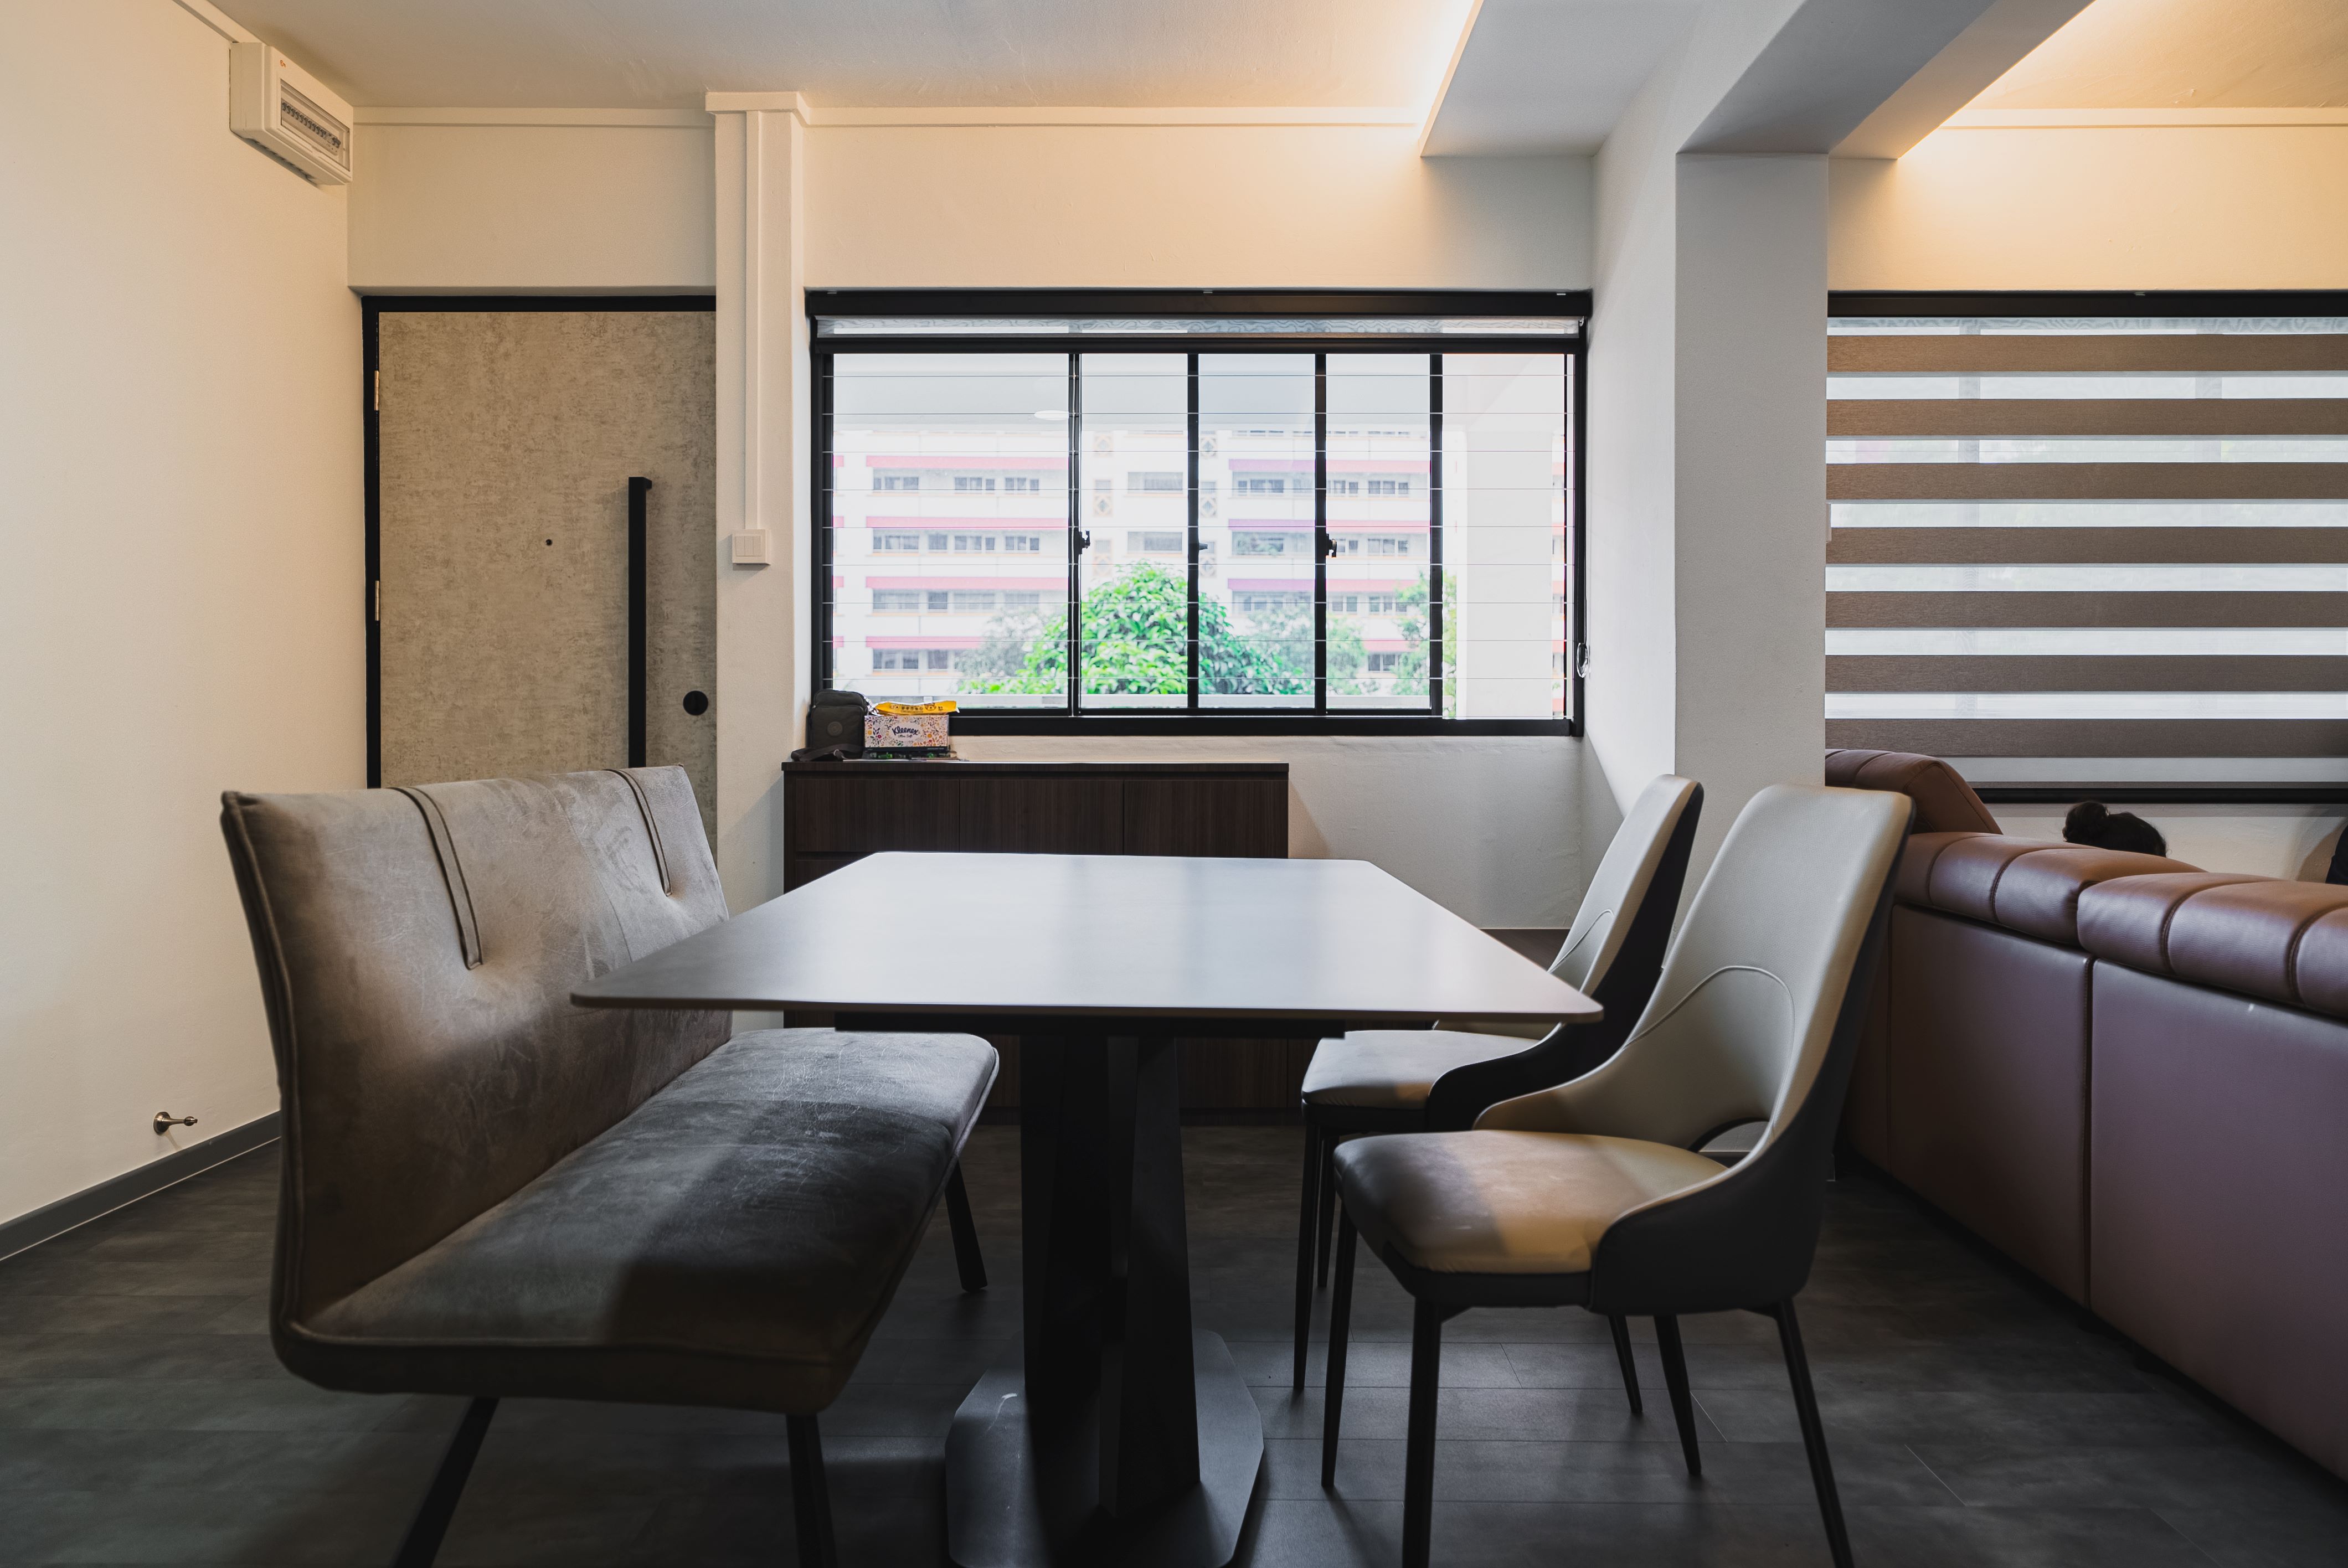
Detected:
[1607,1313,1644,1415]
[1402,1299,1453,1568]
[392,1396,496,1568]
[1293,1120,1322,1390]
[1773,1299,1854,1568]
[945,1161,987,1293]
[1314,1130,1340,1287]
[1320,1209,1358,1489]
[1656,1314,1702,1477]
[787,1414,838,1568]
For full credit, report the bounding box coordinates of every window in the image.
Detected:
[873,648,961,671]
[1826,296,2348,790]
[815,294,1583,729]
[875,472,921,491]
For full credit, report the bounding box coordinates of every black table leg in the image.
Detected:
[945,1034,1264,1567]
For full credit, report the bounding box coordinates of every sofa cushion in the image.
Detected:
[1896,833,2200,945]
[2072,873,2272,975]
[291,1027,997,1415]
[2077,875,2348,1020]
[1825,749,2002,834]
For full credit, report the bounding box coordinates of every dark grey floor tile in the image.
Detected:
[1270,1436,1693,1504]
[1230,1337,1520,1389]
[2158,1504,2348,1568]
[1697,1388,2232,1450]
[1254,1382,1695,1445]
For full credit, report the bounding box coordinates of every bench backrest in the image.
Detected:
[221,767,730,1318]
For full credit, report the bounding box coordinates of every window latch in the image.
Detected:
[1075,529,1093,554]
[1317,528,1337,560]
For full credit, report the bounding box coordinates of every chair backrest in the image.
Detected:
[220,767,731,1322]
[1549,775,1703,995]
[1479,785,1909,1311]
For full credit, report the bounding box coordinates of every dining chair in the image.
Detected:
[1291,775,1703,1396]
[1320,784,1911,1568]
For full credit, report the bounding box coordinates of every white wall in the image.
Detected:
[805,124,1588,289]
[1830,122,2348,290]
[1829,117,2348,878]
[0,0,363,1226]
[350,111,716,292]
[353,109,1596,926]
[1584,0,1829,874]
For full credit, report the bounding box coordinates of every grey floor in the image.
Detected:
[3,1127,2345,1567]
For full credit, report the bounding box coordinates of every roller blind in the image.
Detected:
[1825,311,2348,780]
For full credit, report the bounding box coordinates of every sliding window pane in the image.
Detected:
[1078,354,1190,708]
[1199,354,1315,708]
[827,353,1069,708]
[1442,354,1568,718]
[1327,355,1434,709]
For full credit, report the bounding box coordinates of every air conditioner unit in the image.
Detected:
[229,42,353,184]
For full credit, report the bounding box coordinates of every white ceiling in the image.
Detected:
[1973,0,2348,110]
[220,0,1477,110]
[1419,0,1705,156]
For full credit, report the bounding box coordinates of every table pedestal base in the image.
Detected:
[944,1330,1263,1568]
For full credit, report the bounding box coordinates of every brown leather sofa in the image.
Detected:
[1825,749,2348,1483]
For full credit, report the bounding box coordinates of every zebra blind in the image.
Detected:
[1826,309,2348,780]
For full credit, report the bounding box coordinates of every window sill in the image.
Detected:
[946,713,1578,737]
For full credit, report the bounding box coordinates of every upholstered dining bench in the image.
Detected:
[221,767,997,1568]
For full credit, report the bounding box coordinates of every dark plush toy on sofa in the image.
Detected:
[2064,800,2167,858]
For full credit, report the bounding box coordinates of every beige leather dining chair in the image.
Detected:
[1320,784,1910,1568]
[1291,776,1702,1398]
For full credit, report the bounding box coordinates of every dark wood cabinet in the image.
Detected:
[780,760,1297,1115]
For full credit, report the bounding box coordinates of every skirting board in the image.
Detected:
[0,1113,280,1264]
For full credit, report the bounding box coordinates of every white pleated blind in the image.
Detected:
[1826,314,2348,777]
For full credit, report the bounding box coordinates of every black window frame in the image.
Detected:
[810,289,1588,736]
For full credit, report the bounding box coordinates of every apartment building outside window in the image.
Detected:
[813,291,1584,733]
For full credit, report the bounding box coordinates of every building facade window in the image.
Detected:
[814,292,1583,731]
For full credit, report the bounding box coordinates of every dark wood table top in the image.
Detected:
[573,851,1599,1029]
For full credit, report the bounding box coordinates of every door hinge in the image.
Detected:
[372,370,380,412]
[372,579,381,622]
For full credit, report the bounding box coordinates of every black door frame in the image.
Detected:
[361,294,717,787]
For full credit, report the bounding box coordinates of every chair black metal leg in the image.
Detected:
[786,1413,838,1568]
[1607,1314,1644,1416]
[944,1161,987,1293]
[1402,1299,1453,1568]
[1655,1314,1701,1477]
[1321,1210,1359,1489]
[392,1396,496,1568]
[1293,1120,1323,1391]
[1773,1299,1854,1568]
[1314,1131,1340,1287]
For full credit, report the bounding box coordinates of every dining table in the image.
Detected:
[573,849,1600,1568]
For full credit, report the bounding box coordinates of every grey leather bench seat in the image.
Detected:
[297,1027,996,1414]
[221,766,996,1566]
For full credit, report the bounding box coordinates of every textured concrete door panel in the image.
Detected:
[378,310,715,836]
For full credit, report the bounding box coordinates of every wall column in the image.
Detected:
[709,94,810,911]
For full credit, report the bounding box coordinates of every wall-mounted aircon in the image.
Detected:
[229,42,353,184]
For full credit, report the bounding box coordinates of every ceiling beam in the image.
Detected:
[1833,0,2095,158]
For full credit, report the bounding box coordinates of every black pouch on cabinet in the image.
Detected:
[796,690,869,760]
